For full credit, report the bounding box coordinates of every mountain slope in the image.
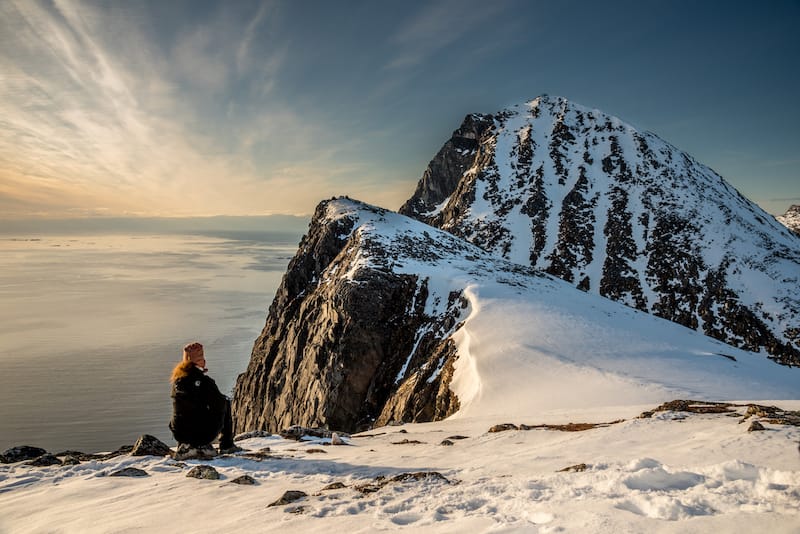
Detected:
[777,204,800,236]
[232,198,798,434]
[400,96,800,366]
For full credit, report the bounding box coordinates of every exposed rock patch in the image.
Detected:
[230,474,257,485]
[186,465,220,480]
[109,467,148,477]
[1,446,48,464]
[269,490,307,506]
[131,434,172,457]
[25,454,61,467]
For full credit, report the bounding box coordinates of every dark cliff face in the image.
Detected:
[232,199,469,434]
[400,95,800,366]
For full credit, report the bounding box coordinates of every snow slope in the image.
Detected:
[319,199,798,413]
[1,404,799,533]
[2,199,799,532]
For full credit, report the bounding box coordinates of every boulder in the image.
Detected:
[186,465,220,480]
[1,445,48,464]
[229,474,257,485]
[488,423,519,433]
[109,467,149,477]
[25,454,61,467]
[131,435,172,457]
[268,490,307,506]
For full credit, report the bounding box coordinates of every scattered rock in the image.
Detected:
[95,445,134,461]
[446,435,469,440]
[355,472,451,494]
[320,482,347,491]
[305,448,327,454]
[743,404,800,426]
[440,439,454,446]
[268,490,307,506]
[391,439,424,445]
[748,421,766,432]
[558,463,588,473]
[109,467,149,477]
[25,454,61,467]
[396,429,408,434]
[389,472,450,484]
[330,432,344,445]
[642,400,736,417]
[186,465,220,480]
[54,450,85,458]
[131,434,172,457]
[279,426,350,441]
[1,446,48,464]
[234,430,271,441]
[229,474,257,485]
[488,423,519,433]
[520,421,623,432]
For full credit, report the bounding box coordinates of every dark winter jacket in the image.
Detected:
[169,366,228,446]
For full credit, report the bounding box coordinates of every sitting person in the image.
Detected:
[169,342,241,459]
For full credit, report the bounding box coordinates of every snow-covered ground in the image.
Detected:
[2,246,799,532]
[1,403,798,533]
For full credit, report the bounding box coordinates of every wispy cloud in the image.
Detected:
[384,0,505,70]
[0,0,382,218]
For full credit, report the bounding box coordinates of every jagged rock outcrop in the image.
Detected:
[400,95,800,366]
[777,204,800,236]
[232,199,522,434]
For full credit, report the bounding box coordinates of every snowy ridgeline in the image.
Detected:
[320,198,799,413]
[1,402,799,533]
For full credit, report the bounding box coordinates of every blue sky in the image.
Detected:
[1,0,798,218]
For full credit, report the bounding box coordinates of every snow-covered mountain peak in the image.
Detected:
[777,204,800,236]
[400,97,800,366]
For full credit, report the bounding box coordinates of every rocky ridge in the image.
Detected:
[232,198,542,434]
[400,95,800,366]
[777,204,800,236]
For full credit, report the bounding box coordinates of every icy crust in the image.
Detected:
[402,95,800,365]
[316,198,798,417]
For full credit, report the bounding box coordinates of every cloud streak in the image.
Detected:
[385,0,506,70]
[0,0,394,218]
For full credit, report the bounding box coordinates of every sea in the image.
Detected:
[0,228,302,454]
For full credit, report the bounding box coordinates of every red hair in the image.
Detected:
[170,359,195,383]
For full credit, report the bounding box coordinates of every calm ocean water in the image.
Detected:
[0,231,300,453]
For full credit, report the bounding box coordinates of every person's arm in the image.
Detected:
[201,376,228,419]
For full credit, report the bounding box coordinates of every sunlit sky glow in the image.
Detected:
[1,0,798,219]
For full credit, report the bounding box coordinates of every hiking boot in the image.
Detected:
[173,443,198,461]
[173,443,218,460]
[218,444,245,455]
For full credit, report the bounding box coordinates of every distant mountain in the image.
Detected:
[777,205,800,236]
[400,96,800,366]
[231,198,798,434]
